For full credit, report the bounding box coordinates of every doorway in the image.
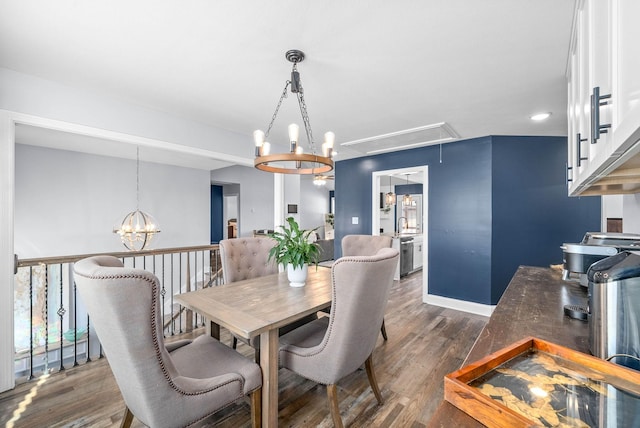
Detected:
[372,166,429,300]
[223,194,239,239]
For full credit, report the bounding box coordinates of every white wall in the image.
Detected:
[623,194,640,233]
[16,144,210,257]
[602,195,623,231]
[300,179,331,237]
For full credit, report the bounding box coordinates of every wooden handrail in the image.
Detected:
[16,244,220,268]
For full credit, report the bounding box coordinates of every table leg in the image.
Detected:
[260,329,279,427]
[206,320,220,340]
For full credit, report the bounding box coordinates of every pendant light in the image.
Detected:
[113,147,161,251]
[402,174,413,205]
[385,175,396,205]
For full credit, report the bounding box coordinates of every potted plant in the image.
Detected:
[268,217,321,287]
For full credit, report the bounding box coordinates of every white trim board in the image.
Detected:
[0,112,15,392]
[424,293,495,318]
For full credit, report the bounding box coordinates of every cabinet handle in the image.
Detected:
[566,164,573,183]
[577,133,588,167]
[591,86,611,144]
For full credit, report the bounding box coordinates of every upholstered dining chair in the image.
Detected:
[219,237,317,361]
[279,247,399,428]
[341,234,393,340]
[74,255,262,428]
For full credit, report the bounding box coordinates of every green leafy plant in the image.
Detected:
[268,217,321,269]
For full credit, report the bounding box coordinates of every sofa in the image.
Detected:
[316,239,334,262]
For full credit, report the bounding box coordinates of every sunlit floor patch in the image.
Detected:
[6,373,50,428]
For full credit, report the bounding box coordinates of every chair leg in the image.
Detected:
[326,384,344,428]
[250,387,262,428]
[364,355,384,405]
[380,318,388,341]
[232,336,238,349]
[119,407,134,428]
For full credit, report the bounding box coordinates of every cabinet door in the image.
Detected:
[413,242,422,269]
[587,0,613,163]
[568,1,592,190]
[612,0,640,154]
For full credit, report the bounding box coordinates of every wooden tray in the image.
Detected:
[444,336,640,427]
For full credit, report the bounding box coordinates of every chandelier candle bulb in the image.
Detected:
[324,131,335,147]
[253,130,265,156]
[288,123,300,152]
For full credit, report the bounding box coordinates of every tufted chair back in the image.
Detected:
[341,234,392,257]
[219,237,278,283]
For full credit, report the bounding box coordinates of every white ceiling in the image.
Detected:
[0,0,576,169]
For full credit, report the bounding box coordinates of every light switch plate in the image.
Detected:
[352,217,359,224]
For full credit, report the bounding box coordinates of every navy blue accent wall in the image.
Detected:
[210,185,223,243]
[335,137,493,303]
[490,136,601,302]
[335,135,601,305]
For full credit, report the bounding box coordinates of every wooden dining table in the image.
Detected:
[174,266,333,428]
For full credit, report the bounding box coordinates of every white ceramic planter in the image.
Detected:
[287,264,308,287]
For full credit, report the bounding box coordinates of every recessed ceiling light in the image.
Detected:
[530,112,551,121]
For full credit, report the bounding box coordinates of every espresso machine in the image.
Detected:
[562,232,640,285]
[587,251,640,371]
[561,232,640,320]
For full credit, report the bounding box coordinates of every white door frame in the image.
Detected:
[371,165,429,301]
[0,112,16,391]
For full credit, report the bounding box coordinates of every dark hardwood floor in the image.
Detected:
[0,271,487,427]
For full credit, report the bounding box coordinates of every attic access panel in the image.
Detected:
[340,122,459,155]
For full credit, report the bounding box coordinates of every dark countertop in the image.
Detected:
[428,265,590,427]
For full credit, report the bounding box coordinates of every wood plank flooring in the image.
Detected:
[0,271,487,427]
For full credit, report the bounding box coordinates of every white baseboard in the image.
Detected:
[424,293,495,318]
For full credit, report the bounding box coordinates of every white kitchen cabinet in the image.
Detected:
[611,0,640,156]
[413,236,423,270]
[567,0,640,196]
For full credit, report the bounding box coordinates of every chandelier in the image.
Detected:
[313,175,327,186]
[113,147,161,251]
[253,50,334,175]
